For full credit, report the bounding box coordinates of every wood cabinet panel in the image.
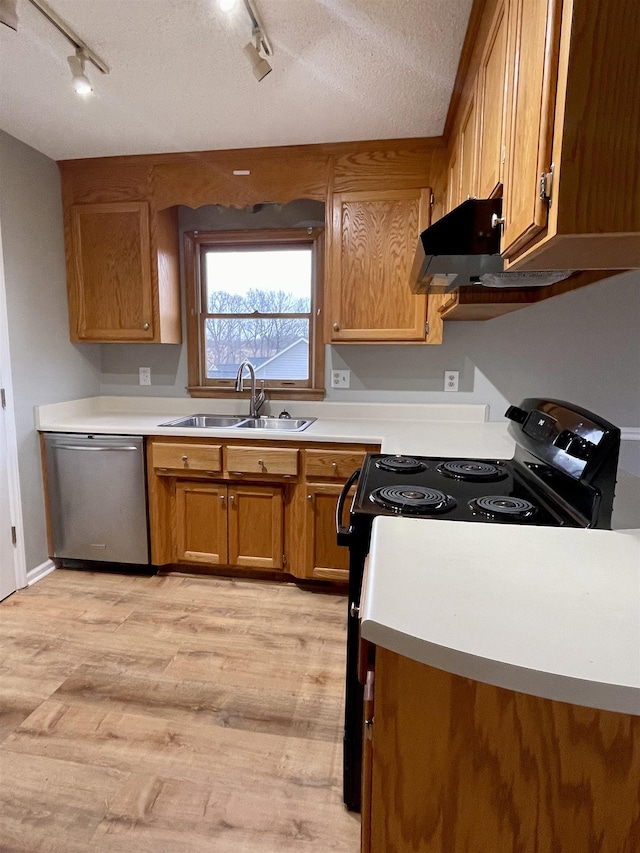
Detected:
[501,0,562,257]
[227,484,284,571]
[329,188,431,342]
[225,446,299,477]
[304,483,352,582]
[476,0,508,199]
[175,481,227,564]
[305,449,366,480]
[368,648,640,852]
[151,442,222,474]
[458,94,478,201]
[70,202,153,341]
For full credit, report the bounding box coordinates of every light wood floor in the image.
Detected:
[0,569,360,852]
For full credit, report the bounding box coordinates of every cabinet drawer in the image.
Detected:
[151,442,222,474]
[226,446,299,477]
[305,449,366,480]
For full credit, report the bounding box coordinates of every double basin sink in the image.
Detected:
[159,414,316,432]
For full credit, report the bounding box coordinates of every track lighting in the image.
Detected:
[0,0,18,31]
[243,37,272,81]
[67,48,92,95]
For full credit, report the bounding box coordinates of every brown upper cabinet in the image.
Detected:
[67,201,181,343]
[446,0,640,271]
[475,0,508,200]
[328,187,442,343]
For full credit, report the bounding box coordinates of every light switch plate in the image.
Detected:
[139,367,151,386]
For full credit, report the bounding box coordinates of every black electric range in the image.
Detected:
[337,398,621,812]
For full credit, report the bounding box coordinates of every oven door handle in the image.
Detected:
[336,468,361,546]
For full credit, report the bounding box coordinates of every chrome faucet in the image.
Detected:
[235,359,265,418]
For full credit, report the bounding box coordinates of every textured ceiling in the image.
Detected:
[0,0,472,161]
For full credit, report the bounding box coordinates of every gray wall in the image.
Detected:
[0,130,101,571]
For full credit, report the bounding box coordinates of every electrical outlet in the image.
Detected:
[444,370,459,392]
[139,367,151,386]
[331,370,350,389]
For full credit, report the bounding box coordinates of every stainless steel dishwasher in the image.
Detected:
[43,433,150,565]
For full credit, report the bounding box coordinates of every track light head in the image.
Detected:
[0,0,18,30]
[67,49,93,96]
[243,39,272,81]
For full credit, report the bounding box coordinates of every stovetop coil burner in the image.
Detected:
[370,485,456,515]
[437,460,507,482]
[375,455,428,474]
[469,495,537,521]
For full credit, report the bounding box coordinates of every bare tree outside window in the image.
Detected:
[204,247,312,380]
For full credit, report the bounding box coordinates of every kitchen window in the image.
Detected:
[184,228,325,398]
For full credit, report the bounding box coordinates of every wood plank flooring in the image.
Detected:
[0,570,360,852]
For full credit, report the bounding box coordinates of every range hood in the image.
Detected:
[411,198,573,292]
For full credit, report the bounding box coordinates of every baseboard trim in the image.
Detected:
[27,559,56,586]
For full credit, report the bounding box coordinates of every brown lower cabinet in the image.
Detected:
[362,647,640,852]
[174,481,284,570]
[147,437,378,579]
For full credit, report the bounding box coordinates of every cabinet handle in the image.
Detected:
[230,471,244,475]
[142,323,150,330]
[332,323,340,332]
[491,213,506,229]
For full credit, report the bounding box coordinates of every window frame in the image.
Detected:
[184,228,325,399]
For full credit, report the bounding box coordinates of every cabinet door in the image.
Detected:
[459,94,478,202]
[227,484,284,571]
[70,202,155,341]
[175,481,227,564]
[476,0,508,199]
[305,483,353,582]
[330,189,431,342]
[501,0,562,257]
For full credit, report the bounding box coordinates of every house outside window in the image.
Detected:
[185,228,325,398]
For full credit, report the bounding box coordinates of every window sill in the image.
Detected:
[186,386,326,401]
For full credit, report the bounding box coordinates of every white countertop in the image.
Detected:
[37,396,640,713]
[361,518,640,714]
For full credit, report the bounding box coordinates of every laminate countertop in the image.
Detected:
[37,396,640,713]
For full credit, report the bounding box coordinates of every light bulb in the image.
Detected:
[68,51,93,96]
[219,0,237,11]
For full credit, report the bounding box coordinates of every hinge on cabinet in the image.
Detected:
[282,554,287,567]
[539,164,554,205]
[11,526,17,546]
[0,388,5,409]
[429,192,435,207]
[425,321,430,337]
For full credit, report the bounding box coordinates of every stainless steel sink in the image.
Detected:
[235,417,316,431]
[158,414,252,428]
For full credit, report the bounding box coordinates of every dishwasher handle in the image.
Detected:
[56,444,141,452]
[336,467,361,546]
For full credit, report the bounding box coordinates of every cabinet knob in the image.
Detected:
[142,323,150,330]
[332,462,337,470]
[181,455,188,462]
[258,459,264,467]
[229,494,235,502]
[491,213,506,230]
[332,323,340,332]
[307,494,312,501]
[219,494,225,501]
